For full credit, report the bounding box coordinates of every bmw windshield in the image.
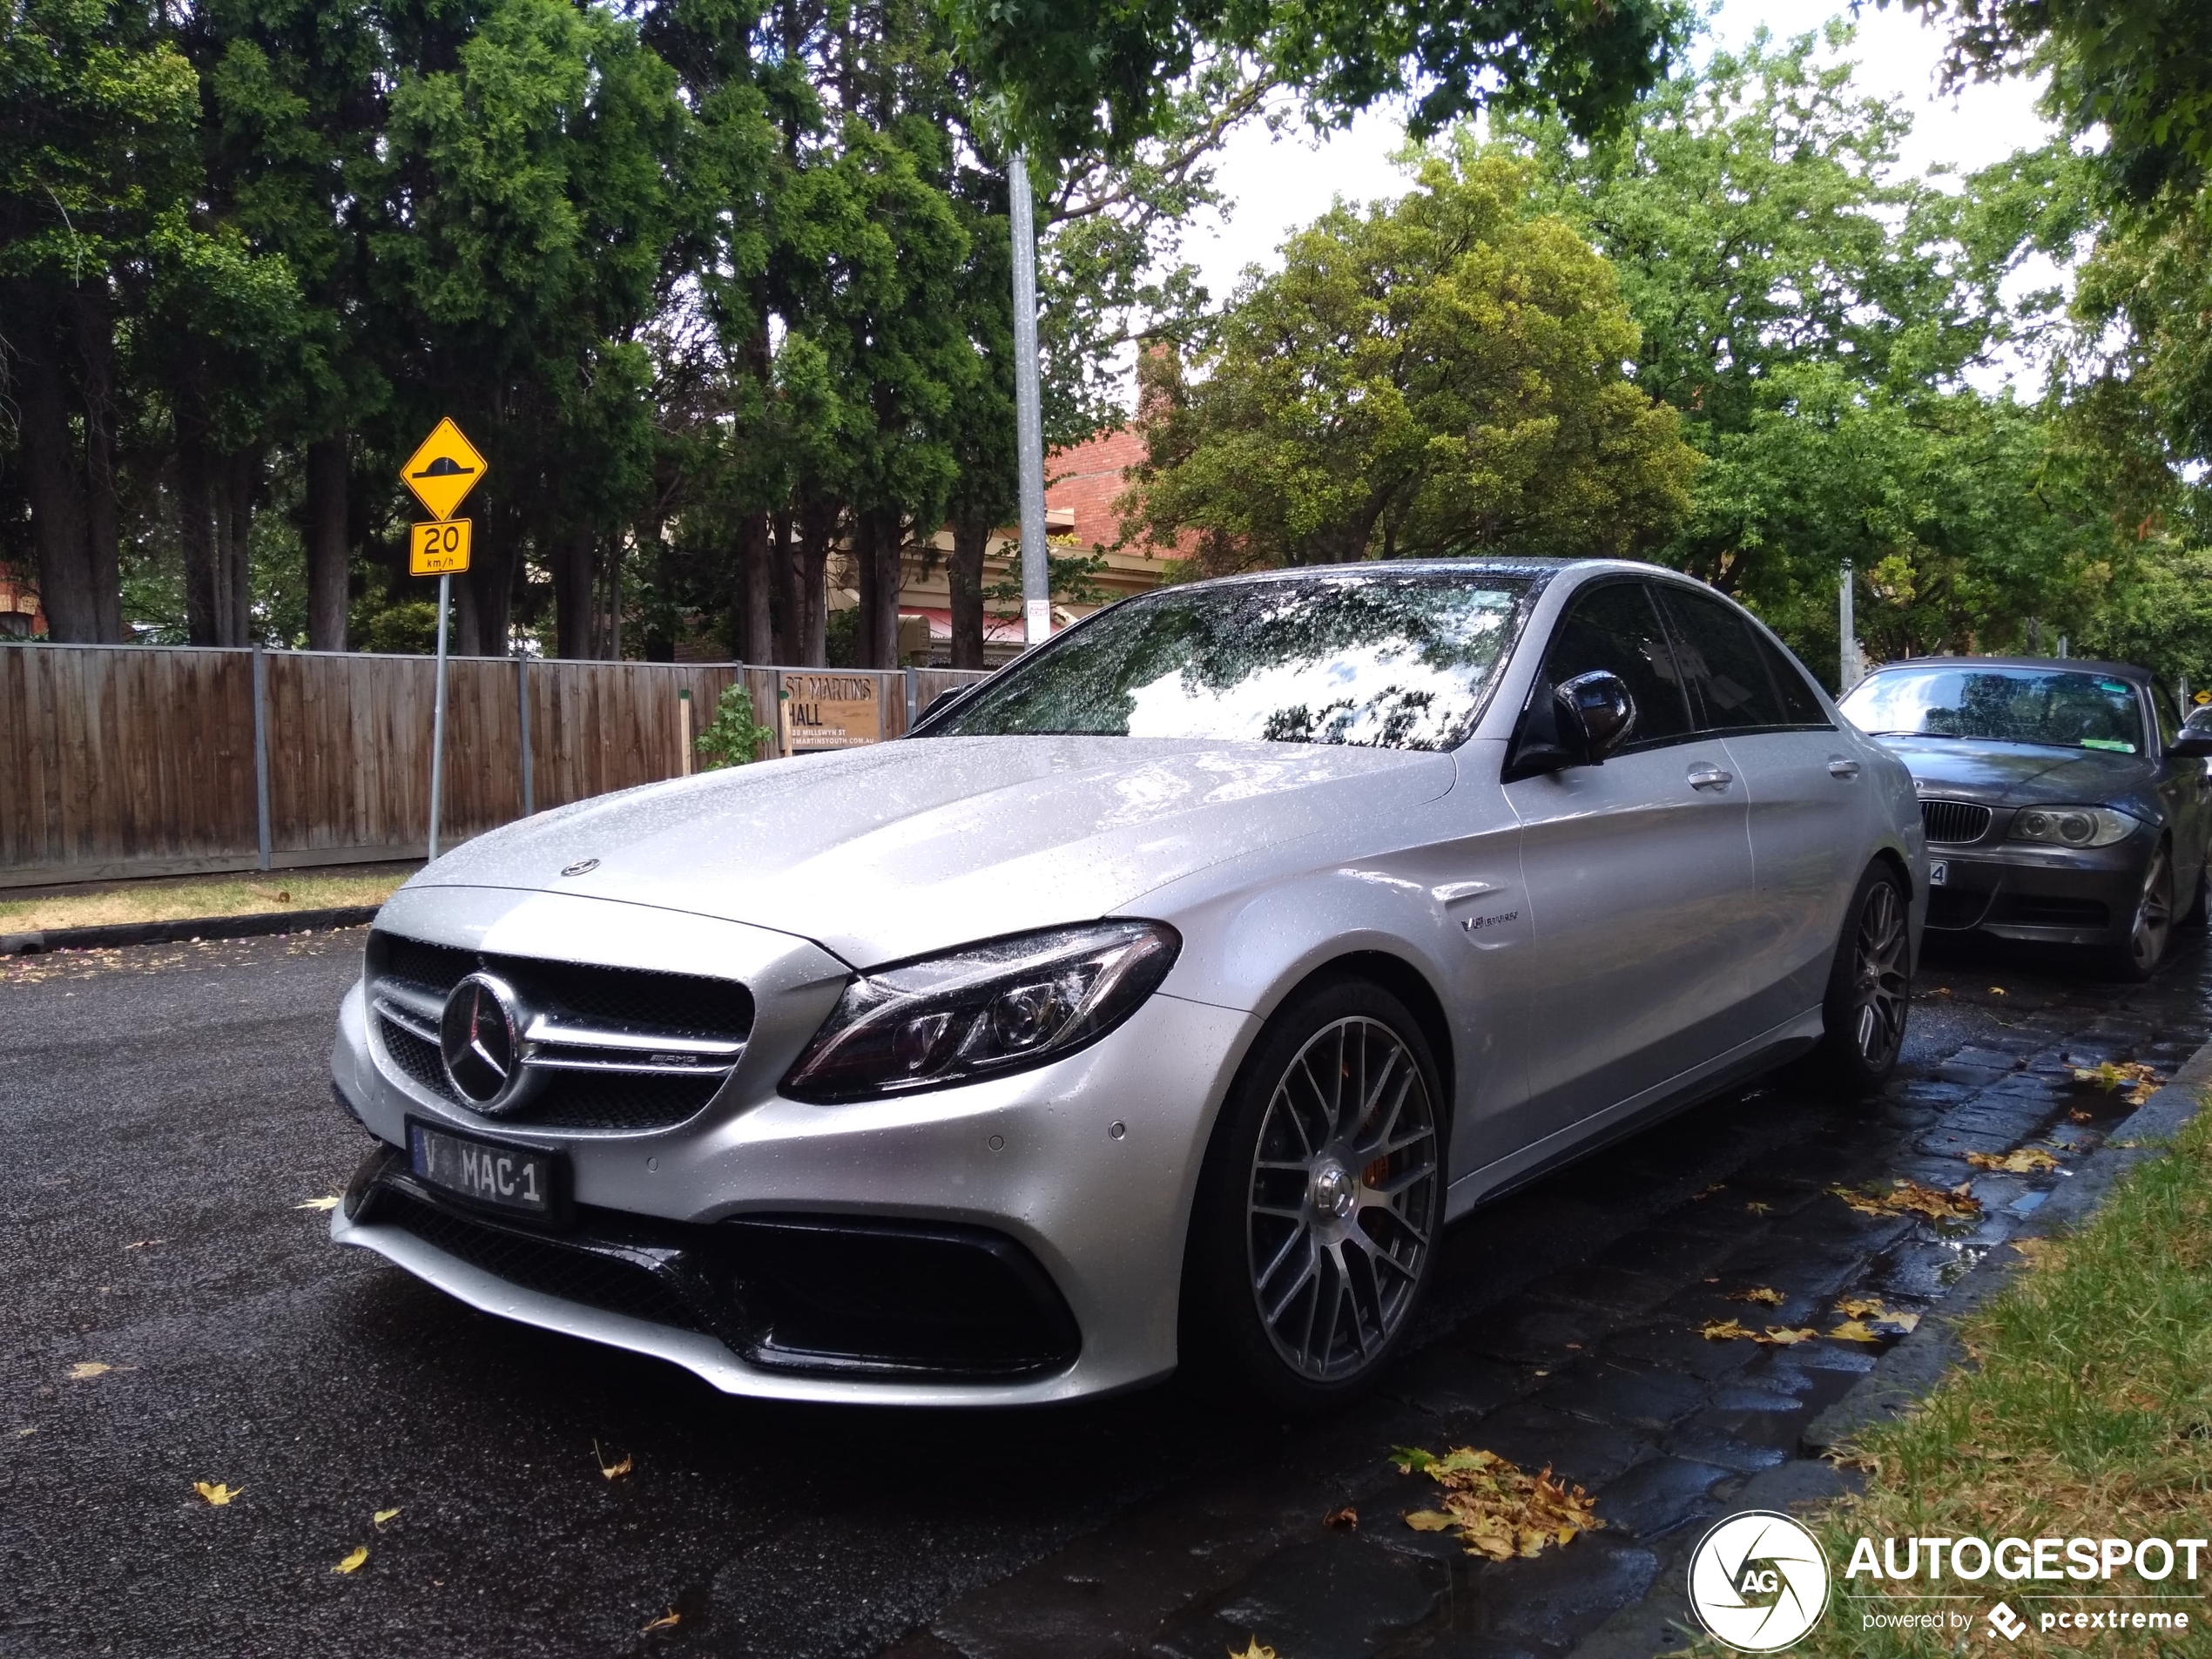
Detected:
[927,571,1532,751]
[1841,667,2147,756]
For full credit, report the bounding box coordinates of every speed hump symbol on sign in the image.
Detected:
[400,417,489,522]
[410,518,472,576]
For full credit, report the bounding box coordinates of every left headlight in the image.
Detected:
[2008,805,2141,849]
[782,921,1182,1103]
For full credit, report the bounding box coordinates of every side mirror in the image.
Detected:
[1504,671,1638,780]
[2170,708,2212,758]
[1558,670,1637,762]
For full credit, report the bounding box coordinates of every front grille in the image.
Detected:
[365,930,752,1134]
[351,1153,1081,1380]
[1920,799,1993,844]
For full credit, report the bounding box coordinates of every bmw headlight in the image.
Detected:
[2007,805,2141,849]
[782,921,1182,1103]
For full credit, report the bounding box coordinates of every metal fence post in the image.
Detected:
[251,644,272,872]
[516,655,533,817]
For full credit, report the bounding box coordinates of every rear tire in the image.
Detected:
[1810,863,1912,1096]
[2100,840,2174,982]
[1180,977,1445,1414]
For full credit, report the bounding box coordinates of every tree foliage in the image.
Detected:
[1121,150,1699,574]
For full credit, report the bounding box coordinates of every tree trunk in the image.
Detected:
[176,425,222,647]
[856,506,901,669]
[305,435,350,651]
[770,509,797,664]
[219,448,258,644]
[464,503,513,657]
[948,512,989,670]
[741,509,772,664]
[555,523,594,659]
[14,300,102,642]
[70,290,124,642]
[797,501,832,666]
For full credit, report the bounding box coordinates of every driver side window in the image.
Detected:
[1539,581,1695,752]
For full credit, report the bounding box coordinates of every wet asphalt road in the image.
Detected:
[2,927,2206,1659]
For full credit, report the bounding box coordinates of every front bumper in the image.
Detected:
[328,893,1258,1405]
[1923,836,2148,948]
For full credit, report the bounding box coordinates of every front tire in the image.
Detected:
[1811,863,1912,1095]
[1181,978,1444,1413]
[2101,840,2175,981]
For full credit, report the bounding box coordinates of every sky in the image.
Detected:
[1177,1,2065,386]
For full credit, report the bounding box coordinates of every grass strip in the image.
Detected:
[0,870,408,934]
[1797,1100,2212,1655]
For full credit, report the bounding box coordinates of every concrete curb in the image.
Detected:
[0,905,379,957]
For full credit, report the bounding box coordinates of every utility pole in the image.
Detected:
[1008,150,1050,647]
[1839,561,1862,692]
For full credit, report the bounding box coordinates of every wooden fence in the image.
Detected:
[0,643,991,888]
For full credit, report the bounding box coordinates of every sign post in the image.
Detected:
[401,418,490,860]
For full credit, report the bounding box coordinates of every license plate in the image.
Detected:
[1928,860,1949,887]
[408,1120,557,1218]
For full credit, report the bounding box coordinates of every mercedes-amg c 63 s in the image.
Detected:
[328,559,1925,1410]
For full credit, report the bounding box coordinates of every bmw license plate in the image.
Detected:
[408,1120,557,1219]
[1928,860,1948,887]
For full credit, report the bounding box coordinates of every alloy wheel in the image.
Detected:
[1851,880,1909,1069]
[1244,1016,1440,1383]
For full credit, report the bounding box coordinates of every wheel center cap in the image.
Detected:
[1311,1163,1358,1219]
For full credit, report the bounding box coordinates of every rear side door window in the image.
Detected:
[1537,580,1694,751]
[1654,584,1790,732]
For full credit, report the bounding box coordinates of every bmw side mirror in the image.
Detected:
[1504,671,1638,781]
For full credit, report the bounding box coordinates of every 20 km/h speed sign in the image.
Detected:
[410,518,472,576]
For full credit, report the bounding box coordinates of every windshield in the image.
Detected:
[927,572,1533,751]
[1840,666,2145,755]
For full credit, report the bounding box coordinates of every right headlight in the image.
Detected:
[781,921,1182,1103]
[2007,805,2141,849]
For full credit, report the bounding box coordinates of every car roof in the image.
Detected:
[1858,655,2154,685]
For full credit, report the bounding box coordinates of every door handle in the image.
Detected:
[1827,758,1862,779]
[1687,762,1733,792]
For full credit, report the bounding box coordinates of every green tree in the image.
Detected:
[948,0,1690,160]
[1120,149,1699,573]
[0,0,199,640]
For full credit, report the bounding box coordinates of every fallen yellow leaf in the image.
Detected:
[373,1507,401,1527]
[594,1440,633,1480]
[1966,1148,2060,1174]
[1744,1201,1773,1216]
[1227,1641,1277,1659]
[1757,1326,1819,1346]
[194,1481,240,1506]
[67,1362,111,1380]
[1700,1319,1817,1345]
[641,1610,682,1635]
[1830,1179,1981,1223]
[333,1545,368,1575]
[1701,1318,1754,1341]
[1724,1286,1785,1306]
[295,1197,341,1211]
[1988,987,2006,995]
[1322,1504,1357,1530]
[1391,1445,1602,1559]
[1829,1319,1883,1343]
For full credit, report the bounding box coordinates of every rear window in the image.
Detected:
[928,572,1533,751]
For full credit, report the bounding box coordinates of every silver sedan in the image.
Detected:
[327,558,1925,1410]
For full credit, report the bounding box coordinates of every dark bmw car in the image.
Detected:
[1838,657,2212,979]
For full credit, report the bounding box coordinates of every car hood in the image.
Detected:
[408,735,1456,967]
[1872,736,2155,806]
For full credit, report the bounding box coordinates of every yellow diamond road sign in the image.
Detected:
[401,417,488,521]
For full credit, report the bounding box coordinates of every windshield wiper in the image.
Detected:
[1865,729,1958,738]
